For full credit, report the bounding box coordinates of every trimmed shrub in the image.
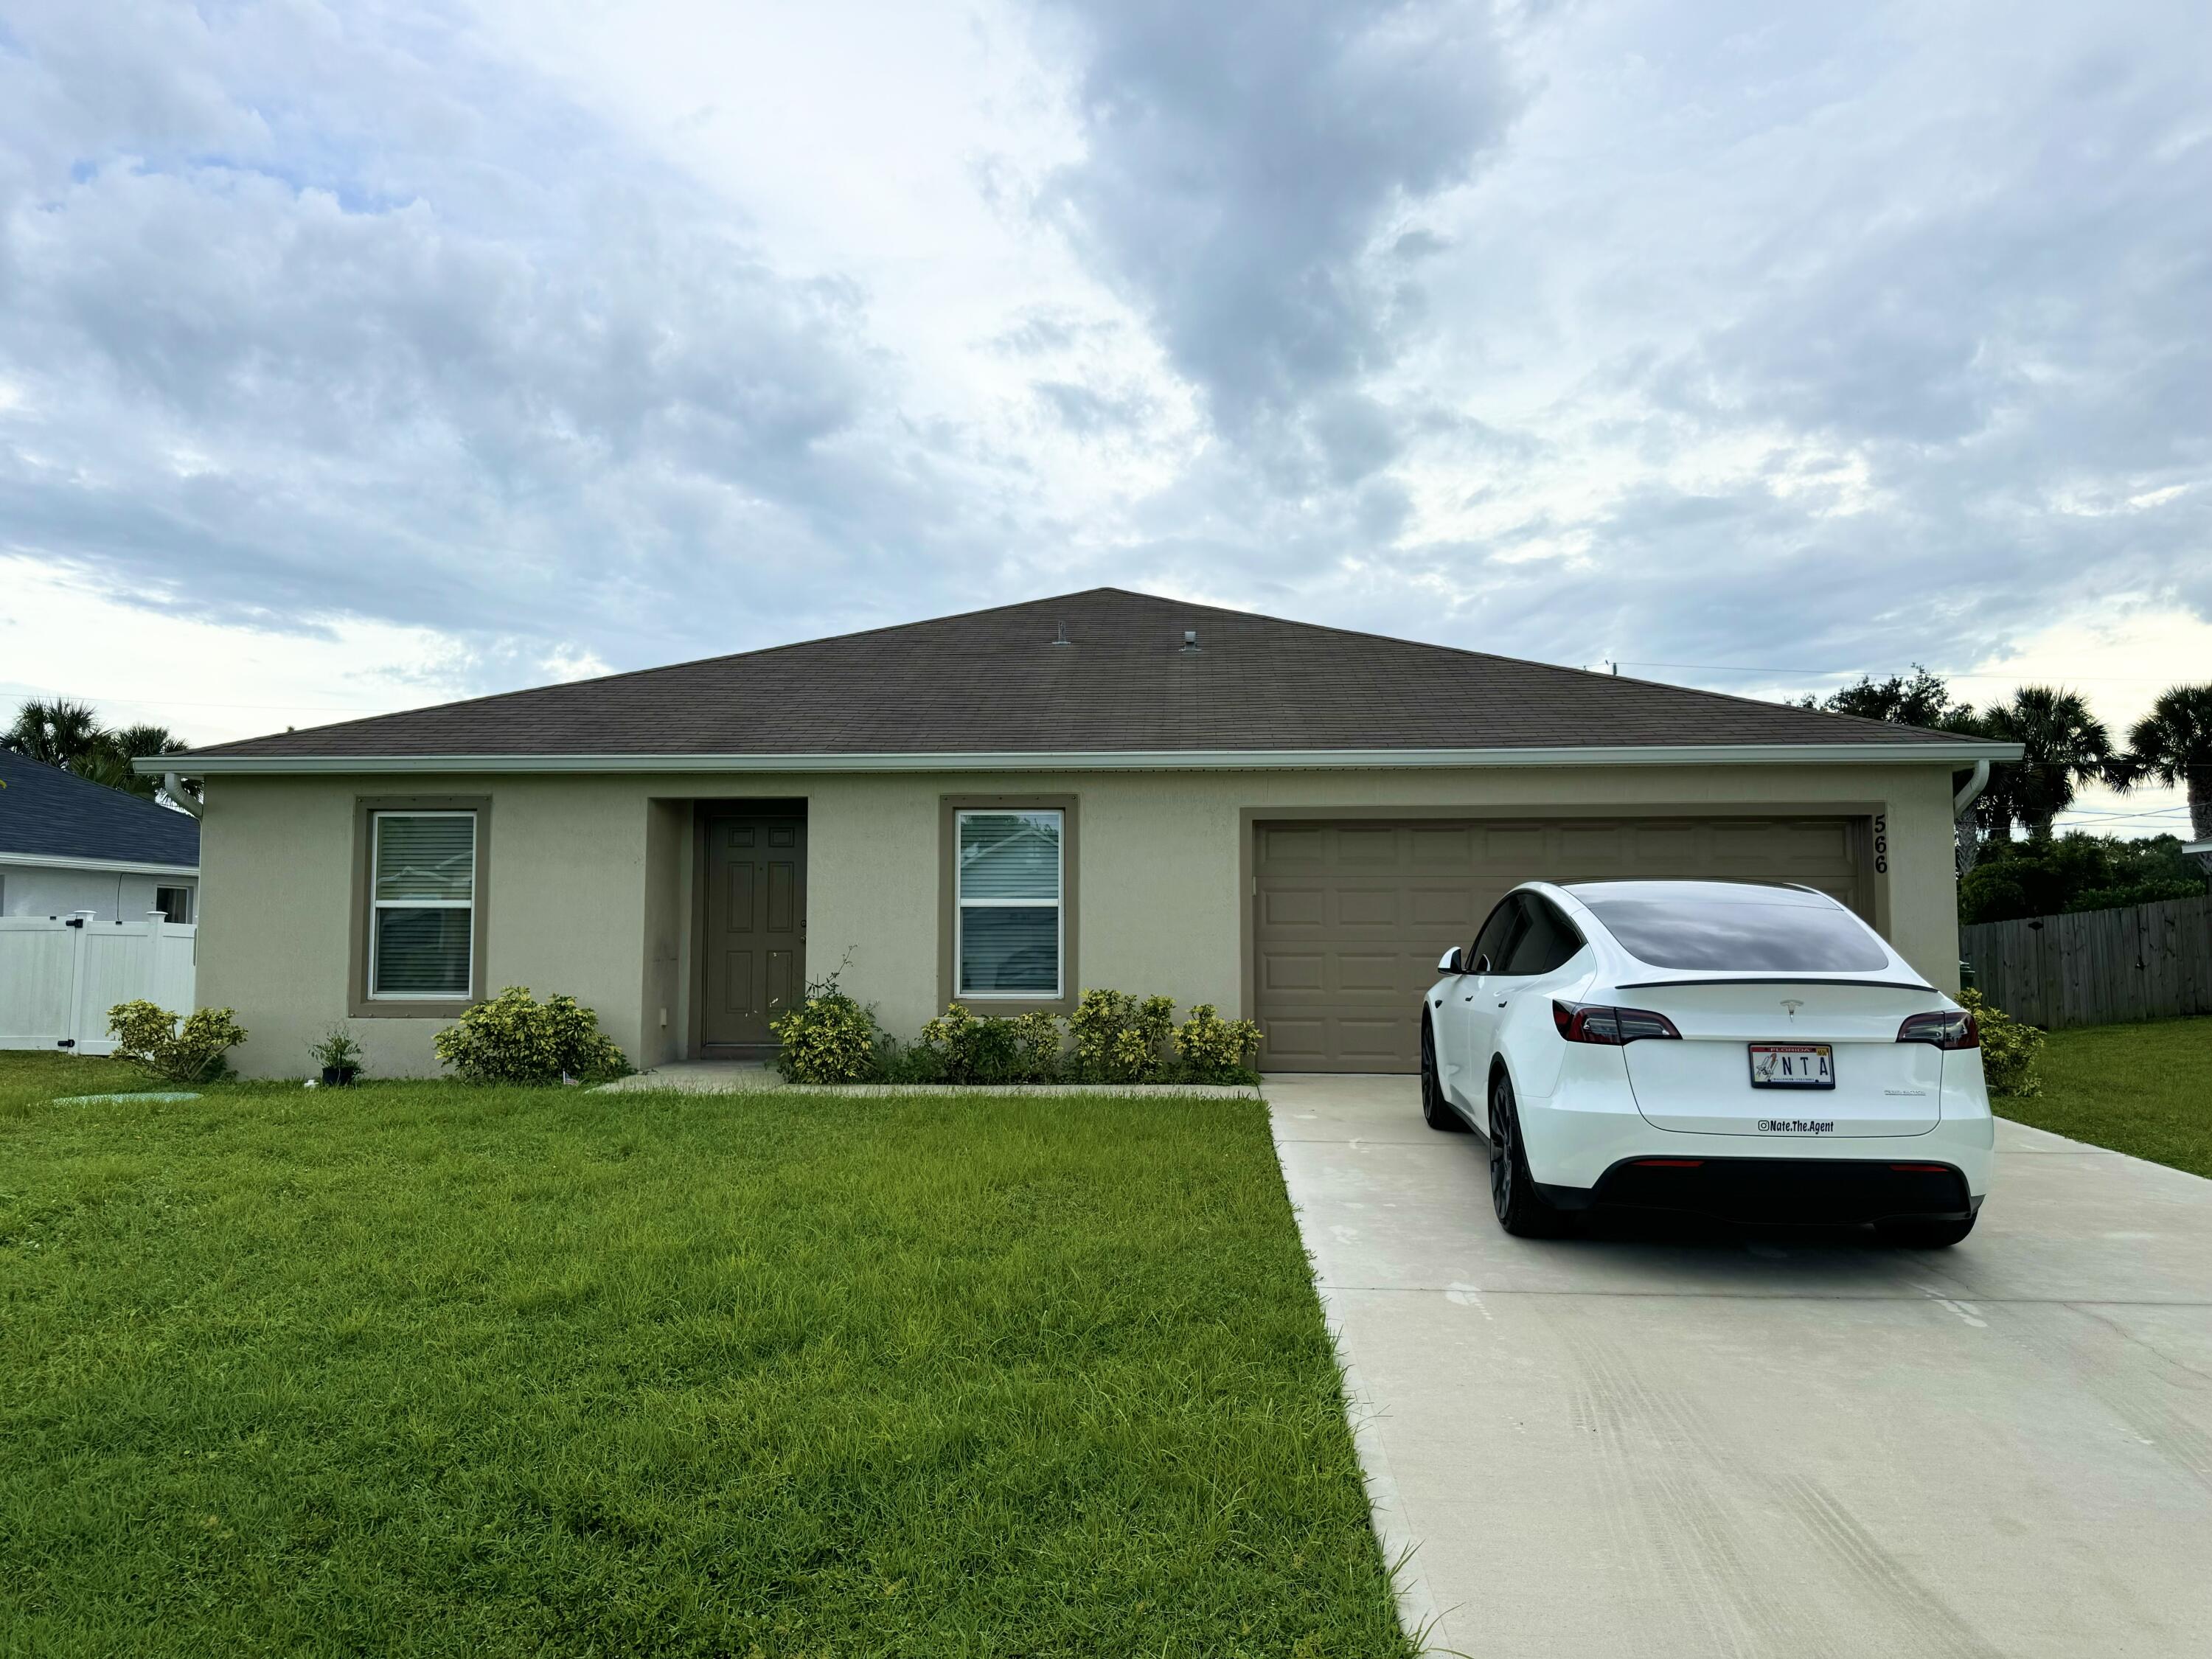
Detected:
[433,988,630,1085]
[917,1004,1061,1085]
[1068,990,1175,1082]
[106,1001,247,1084]
[1175,1004,1263,1082]
[771,975,880,1083]
[1961,990,2045,1098]
[1009,1011,1062,1076]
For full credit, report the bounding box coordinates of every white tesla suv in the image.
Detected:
[1419,879,1994,1246]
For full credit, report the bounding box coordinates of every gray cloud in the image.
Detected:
[1039,0,1519,451]
[0,0,2205,750]
[1025,0,2211,699]
[0,0,1003,675]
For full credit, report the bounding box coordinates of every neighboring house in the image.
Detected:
[156,590,2020,1078]
[0,749,200,922]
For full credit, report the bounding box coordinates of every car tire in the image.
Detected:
[1488,1071,1567,1238]
[1420,1017,1467,1133]
[1876,1214,1978,1249]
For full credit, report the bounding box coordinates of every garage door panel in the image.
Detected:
[1559,824,1632,863]
[1262,887,1326,928]
[1260,825,1326,864]
[1338,827,1400,864]
[1481,827,1546,862]
[1408,826,1474,865]
[1255,815,1865,1074]
[1336,952,1402,992]
[1337,888,1401,927]
[1335,1019,1407,1062]
[1261,950,1327,991]
[1408,885,1480,928]
[1261,1017,1329,1064]
[1630,825,1700,862]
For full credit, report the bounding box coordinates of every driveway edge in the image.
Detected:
[1266,1102,1455,1658]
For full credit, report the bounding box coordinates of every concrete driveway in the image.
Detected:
[1267,1073,2212,1659]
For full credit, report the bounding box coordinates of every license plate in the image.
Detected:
[1749,1043,1834,1089]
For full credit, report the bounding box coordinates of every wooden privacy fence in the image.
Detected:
[1961,894,2212,1030]
[0,915,198,1054]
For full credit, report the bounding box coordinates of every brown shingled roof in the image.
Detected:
[180,588,1976,760]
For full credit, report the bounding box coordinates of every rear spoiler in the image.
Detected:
[1614,978,1937,992]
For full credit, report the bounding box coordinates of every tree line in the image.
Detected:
[1795,669,2212,924]
[1799,669,2212,842]
[2,698,198,805]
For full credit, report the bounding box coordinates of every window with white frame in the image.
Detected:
[369,810,476,998]
[153,886,193,924]
[955,809,1062,998]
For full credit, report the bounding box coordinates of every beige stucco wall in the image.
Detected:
[198,761,1962,1078]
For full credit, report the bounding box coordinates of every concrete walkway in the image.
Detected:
[1266,1071,2212,1659]
[599,1060,1256,1097]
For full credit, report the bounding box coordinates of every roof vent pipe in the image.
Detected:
[1182,629,1200,652]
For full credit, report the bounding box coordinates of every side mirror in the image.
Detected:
[1438,947,1464,975]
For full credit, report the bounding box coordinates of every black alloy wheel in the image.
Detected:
[1488,1071,1565,1238]
[1421,1018,1467,1133]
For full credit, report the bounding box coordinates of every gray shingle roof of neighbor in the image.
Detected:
[178,588,1981,761]
[0,750,201,866]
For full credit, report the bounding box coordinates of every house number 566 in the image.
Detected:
[1873,813,1888,874]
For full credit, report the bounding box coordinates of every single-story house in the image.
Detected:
[0,749,200,922]
[153,589,2020,1078]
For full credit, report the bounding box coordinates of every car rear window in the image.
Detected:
[1583,899,1891,973]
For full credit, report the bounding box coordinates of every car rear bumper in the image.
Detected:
[1538,1155,1978,1225]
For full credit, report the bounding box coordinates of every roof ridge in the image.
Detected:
[173,588,1980,762]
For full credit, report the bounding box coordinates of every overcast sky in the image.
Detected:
[2,0,2205,836]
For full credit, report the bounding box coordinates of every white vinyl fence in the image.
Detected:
[0,915,198,1054]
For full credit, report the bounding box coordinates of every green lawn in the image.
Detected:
[1998,1015,2212,1178]
[0,1054,1408,1658]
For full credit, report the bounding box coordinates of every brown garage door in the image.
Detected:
[1253,816,1866,1073]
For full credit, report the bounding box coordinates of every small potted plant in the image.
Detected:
[309,1025,366,1088]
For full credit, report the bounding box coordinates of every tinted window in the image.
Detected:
[1502,896,1585,975]
[1470,897,1526,973]
[1586,899,1890,973]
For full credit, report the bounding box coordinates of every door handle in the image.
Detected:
[1496,999,1509,1008]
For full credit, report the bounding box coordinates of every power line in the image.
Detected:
[2051,807,2197,827]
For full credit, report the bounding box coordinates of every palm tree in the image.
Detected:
[1975,686,2121,839]
[100,722,194,802]
[3,700,196,804]
[2129,684,2212,841]
[3,698,106,768]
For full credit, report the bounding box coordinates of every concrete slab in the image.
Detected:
[599,1060,1257,1098]
[1268,1074,2212,1659]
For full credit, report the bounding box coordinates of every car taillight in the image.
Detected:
[1552,1001,1682,1045]
[1897,1009,1978,1050]
[1893,1013,1982,1053]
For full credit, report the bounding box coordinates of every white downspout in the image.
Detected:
[1952,759,1990,819]
[164,773,204,820]
[1952,759,1991,880]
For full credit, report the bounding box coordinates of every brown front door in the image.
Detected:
[702,813,806,1050]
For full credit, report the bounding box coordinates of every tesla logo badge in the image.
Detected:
[1780,999,1804,1018]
